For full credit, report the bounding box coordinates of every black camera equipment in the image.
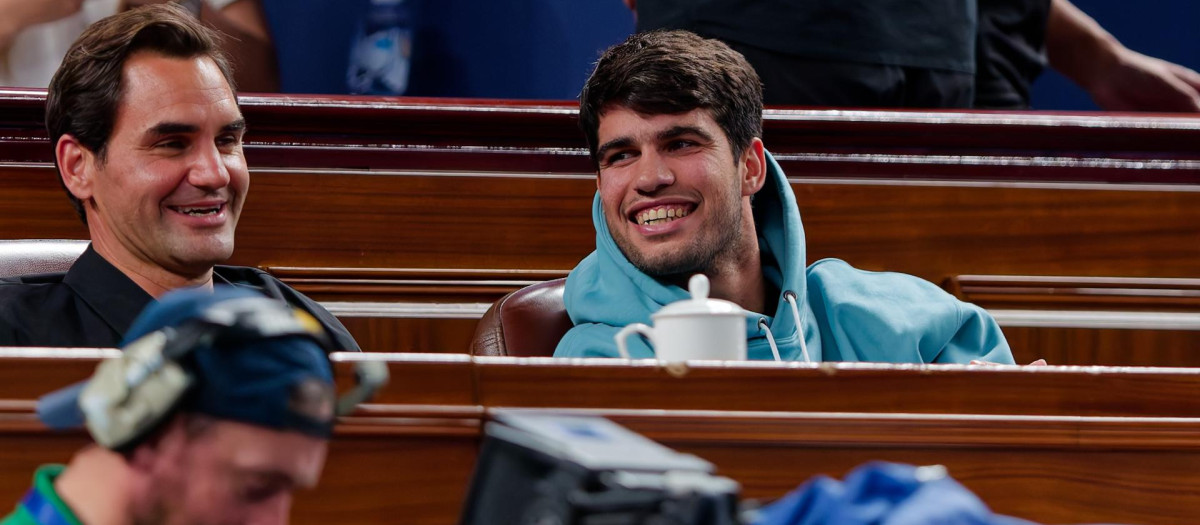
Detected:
[459,411,744,525]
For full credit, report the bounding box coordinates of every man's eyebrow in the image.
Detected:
[596,137,633,162]
[144,119,246,138]
[146,122,199,137]
[657,125,713,142]
[236,467,301,489]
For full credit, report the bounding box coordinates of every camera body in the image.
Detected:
[459,411,743,525]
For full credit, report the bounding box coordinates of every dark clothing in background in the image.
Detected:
[633,0,979,107]
[637,0,1057,110]
[635,0,978,108]
[727,42,974,107]
[0,245,360,351]
[974,0,1052,109]
[637,0,977,73]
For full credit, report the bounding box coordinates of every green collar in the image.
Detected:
[26,465,82,525]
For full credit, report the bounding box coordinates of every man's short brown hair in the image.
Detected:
[45,3,236,224]
[578,30,763,169]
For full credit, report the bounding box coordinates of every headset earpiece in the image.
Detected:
[78,330,194,450]
[72,295,387,450]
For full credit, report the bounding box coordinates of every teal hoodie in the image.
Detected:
[554,152,1013,364]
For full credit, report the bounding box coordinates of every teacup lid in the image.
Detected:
[653,274,744,318]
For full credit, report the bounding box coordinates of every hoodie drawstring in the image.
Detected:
[757,291,812,363]
[783,291,813,363]
[757,318,783,362]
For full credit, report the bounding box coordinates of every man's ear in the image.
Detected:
[125,414,187,474]
[740,137,767,196]
[56,134,96,203]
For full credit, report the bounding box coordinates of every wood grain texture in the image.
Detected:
[4,94,1199,363]
[1005,326,1200,367]
[947,275,1200,311]
[473,356,1200,417]
[4,165,1197,282]
[338,316,479,354]
[5,90,1200,183]
[2,351,1200,524]
[506,406,1200,523]
[266,267,568,303]
[293,432,478,525]
[9,350,1200,418]
[5,162,1200,364]
[331,354,475,406]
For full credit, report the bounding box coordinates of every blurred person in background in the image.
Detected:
[1,0,276,91]
[625,0,1200,111]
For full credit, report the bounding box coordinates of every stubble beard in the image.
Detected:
[614,196,746,281]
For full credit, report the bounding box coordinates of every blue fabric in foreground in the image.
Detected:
[754,462,1040,525]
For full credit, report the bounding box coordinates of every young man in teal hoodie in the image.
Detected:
[554,30,1015,364]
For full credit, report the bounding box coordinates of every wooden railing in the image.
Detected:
[2,349,1200,524]
[947,275,1200,311]
[2,92,1198,361]
[5,90,1200,175]
[5,165,1199,281]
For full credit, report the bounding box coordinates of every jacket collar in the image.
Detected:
[62,244,154,339]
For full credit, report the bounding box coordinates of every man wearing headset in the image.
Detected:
[1,286,381,525]
[555,30,1016,364]
[0,4,357,350]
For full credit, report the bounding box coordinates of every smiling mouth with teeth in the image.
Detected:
[171,204,223,216]
[635,205,692,226]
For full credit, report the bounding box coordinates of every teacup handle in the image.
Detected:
[614,323,654,359]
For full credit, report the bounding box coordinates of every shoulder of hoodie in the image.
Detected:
[554,322,622,358]
[804,257,966,335]
[554,321,661,359]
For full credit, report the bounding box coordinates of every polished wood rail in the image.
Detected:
[3,93,1198,361]
[946,275,1200,366]
[2,349,1200,524]
[4,165,1197,284]
[4,93,1198,285]
[4,89,1200,182]
[4,167,1200,360]
[947,274,1200,311]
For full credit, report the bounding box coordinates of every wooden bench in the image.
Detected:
[5,165,1198,361]
[3,92,1198,360]
[2,349,1200,524]
[944,275,1200,366]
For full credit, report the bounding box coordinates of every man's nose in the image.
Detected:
[187,142,231,190]
[633,151,674,193]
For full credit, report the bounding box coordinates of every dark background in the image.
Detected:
[263,0,1198,110]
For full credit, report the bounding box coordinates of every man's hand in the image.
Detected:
[1088,50,1200,112]
[1047,0,1200,113]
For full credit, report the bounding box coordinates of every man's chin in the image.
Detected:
[165,242,234,273]
[625,249,706,279]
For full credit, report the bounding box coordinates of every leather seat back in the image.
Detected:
[0,239,88,278]
[470,278,571,357]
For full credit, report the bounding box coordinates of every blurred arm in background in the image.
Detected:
[124,0,278,91]
[0,0,85,51]
[1047,0,1200,111]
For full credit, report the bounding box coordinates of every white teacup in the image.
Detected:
[614,274,747,361]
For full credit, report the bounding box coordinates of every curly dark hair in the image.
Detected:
[578,30,763,169]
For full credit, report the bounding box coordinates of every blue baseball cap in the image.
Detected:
[38,286,337,443]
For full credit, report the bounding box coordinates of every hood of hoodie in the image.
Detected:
[562,151,821,361]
